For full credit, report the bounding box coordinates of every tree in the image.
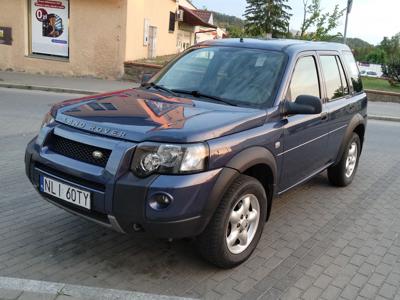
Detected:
[381,33,400,85]
[380,33,400,60]
[298,0,345,41]
[382,58,400,86]
[365,48,386,65]
[226,25,245,38]
[300,0,320,37]
[244,0,292,38]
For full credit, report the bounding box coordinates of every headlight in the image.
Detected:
[41,111,55,129]
[131,142,208,177]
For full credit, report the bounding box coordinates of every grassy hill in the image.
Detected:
[330,37,373,49]
[212,11,244,29]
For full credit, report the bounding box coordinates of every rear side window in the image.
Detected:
[343,52,363,93]
[337,57,350,95]
[320,55,348,100]
[287,56,320,101]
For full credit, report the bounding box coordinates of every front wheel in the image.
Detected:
[328,132,361,187]
[196,175,267,268]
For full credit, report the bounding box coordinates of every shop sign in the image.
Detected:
[31,0,69,57]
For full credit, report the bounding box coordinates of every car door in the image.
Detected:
[317,52,361,162]
[278,53,330,193]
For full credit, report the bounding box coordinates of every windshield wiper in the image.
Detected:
[172,89,237,107]
[142,82,178,97]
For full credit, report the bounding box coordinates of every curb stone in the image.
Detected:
[369,115,400,123]
[0,277,192,300]
[0,83,98,95]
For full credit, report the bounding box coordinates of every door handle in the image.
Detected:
[321,112,328,121]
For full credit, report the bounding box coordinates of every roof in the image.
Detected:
[192,10,213,24]
[179,6,217,28]
[197,38,351,55]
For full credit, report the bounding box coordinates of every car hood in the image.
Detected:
[55,88,267,143]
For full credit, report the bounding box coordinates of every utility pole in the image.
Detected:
[343,0,353,44]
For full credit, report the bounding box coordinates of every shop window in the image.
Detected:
[29,0,70,59]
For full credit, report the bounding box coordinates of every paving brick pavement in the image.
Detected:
[1,88,400,299]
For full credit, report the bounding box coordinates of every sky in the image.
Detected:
[191,0,400,45]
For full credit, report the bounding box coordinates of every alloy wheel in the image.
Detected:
[345,141,358,178]
[225,194,260,254]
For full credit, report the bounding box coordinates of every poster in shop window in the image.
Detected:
[31,0,69,58]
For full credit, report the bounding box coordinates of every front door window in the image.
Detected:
[287,56,320,101]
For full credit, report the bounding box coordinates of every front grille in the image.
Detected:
[48,135,111,167]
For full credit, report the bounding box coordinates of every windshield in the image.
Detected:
[152,47,286,107]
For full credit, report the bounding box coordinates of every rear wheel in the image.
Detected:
[328,132,361,187]
[196,175,267,268]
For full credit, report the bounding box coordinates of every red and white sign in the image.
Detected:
[31,0,69,58]
[34,1,65,9]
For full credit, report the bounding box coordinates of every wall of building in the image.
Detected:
[177,23,195,52]
[0,0,214,78]
[125,0,179,61]
[0,0,127,79]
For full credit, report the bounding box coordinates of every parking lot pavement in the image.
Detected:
[1,87,400,299]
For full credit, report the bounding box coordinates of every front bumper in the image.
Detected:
[25,125,233,238]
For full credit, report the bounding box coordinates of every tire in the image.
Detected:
[328,132,361,187]
[196,175,267,268]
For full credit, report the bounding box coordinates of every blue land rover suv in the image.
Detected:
[25,39,367,268]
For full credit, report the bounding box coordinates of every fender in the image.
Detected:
[225,146,278,187]
[335,113,366,164]
[202,147,278,230]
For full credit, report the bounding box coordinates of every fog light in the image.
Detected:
[132,223,143,232]
[149,192,173,210]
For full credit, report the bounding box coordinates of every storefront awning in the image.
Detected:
[179,6,217,29]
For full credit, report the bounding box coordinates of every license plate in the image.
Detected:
[40,176,91,210]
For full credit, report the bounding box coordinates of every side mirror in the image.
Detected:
[284,95,322,115]
[141,73,153,85]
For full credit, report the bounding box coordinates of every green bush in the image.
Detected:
[382,57,400,86]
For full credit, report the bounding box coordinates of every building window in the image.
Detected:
[30,0,70,58]
[169,12,176,32]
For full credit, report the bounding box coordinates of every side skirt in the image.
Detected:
[277,162,334,195]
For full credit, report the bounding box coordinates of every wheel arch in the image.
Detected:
[353,123,366,151]
[335,113,366,164]
[205,147,277,224]
[226,146,277,196]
